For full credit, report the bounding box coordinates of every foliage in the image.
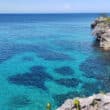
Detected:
[46,103,51,110]
[73,99,81,110]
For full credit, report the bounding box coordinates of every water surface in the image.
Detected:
[0,13,110,110]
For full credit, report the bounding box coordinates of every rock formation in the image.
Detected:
[91,16,110,50]
[57,93,110,110]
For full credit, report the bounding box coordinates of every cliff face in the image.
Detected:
[57,93,110,110]
[91,16,110,50]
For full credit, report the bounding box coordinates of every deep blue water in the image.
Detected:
[0,13,110,110]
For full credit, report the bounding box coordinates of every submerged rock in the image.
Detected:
[54,66,74,76]
[7,66,53,90]
[91,16,110,50]
[57,93,110,110]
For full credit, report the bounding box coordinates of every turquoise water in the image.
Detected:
[0,14,110,110]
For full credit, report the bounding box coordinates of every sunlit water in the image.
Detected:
[0,14,110,110]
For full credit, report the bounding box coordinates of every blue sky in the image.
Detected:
[0,0,110,13]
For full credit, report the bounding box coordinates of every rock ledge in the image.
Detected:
[57,93,110,110]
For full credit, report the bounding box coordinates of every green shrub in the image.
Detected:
[73,99,81,110]
[46,103,51,110]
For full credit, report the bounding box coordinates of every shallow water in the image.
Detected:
[0,13,110,110]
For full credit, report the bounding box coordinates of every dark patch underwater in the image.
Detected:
[53,91,82,107]
[7,66,53,90]
[80,56,110,79]
[0,42,72,63]
[55,78,80,88]
[80,55,110,92]
[22,56,34,62]
[54,66,74,76]
[7,95,31,108]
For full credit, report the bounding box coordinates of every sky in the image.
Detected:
[0,0,110,13]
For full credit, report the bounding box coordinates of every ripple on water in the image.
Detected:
[53,40,94,53]
[0,42,72,63]
[37,50,72,61]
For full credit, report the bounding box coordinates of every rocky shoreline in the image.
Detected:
[57,93,110,110]
[91,15,110,50]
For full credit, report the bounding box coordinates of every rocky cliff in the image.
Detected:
[57,93,110,110]
[91,16,110,50]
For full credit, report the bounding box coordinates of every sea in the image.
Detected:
[0,13,110,110]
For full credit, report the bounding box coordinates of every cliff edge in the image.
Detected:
[91,16,110,50]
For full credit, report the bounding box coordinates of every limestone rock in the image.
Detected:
[57,93,110,110]
[91,16,110,50]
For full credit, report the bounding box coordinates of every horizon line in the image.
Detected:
[0,12,109,14]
